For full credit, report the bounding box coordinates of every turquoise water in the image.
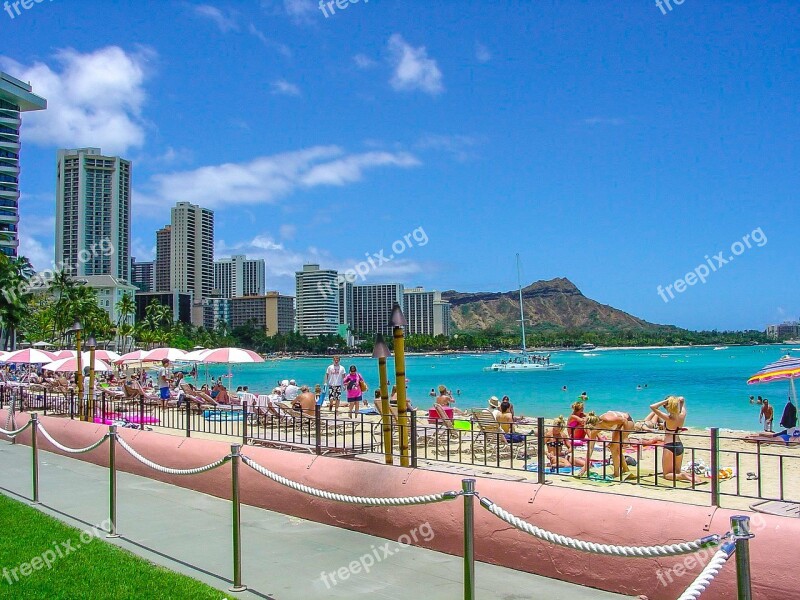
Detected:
[199,345,800,431]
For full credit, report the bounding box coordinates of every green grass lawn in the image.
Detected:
[0,493,234,599]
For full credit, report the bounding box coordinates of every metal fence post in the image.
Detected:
[107,425,120,538]
[69,389,75,420]
[462,478,475,600]
[139,396,145,431]
[536,417,546,485]
[229,443,246,592]
[314,404,321,456]
[242,403,249,446]
[43,390,48,416]
[31,413,39,504]
[185,397,191,438]
[410,409,418,468]
[731,515,753,600]
[710,427,720,507]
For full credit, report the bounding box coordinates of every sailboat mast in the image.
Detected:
[517,253,527,353]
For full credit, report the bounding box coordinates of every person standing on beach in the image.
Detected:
[649,396,691,483]
[760,399,774,432]
[343,365,365,417]
[158,359,172,404]
[324,356,346,411]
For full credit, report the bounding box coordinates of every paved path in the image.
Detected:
[0,442,630,599]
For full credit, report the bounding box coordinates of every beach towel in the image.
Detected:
[525,461,606,474]
[359,407,379,415]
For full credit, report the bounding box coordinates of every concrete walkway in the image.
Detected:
[0,442,629,599]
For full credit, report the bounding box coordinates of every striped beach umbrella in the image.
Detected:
[748,355,800,406]
[4,349,58,364]
[142,347,187,362]
[44,354,112,373]
[52,350,77,360]
[199,348,264,364]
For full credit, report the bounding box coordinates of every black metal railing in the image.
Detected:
[2,384,797,507]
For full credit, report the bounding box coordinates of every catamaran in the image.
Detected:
[484,255,564,372]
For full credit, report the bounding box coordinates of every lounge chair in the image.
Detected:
[430,404,480,458]
[472,409,535,461]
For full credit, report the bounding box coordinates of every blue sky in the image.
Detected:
[2,1,798,331]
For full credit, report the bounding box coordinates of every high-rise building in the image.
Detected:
[339,280,353,327]
[295,264,339,337]
[403,287,452,337]
[214,254,266,299]
[55,148,131,281]
[170,202,214,326]
[230,292,295,336]
[134,291,193,325]
[154,225,171,291]
[0,72,46,258]
[352,283,404,336]
[131,258,154,292]
[203,297,231,331]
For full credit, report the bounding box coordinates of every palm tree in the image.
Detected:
[0,255,33,350]
[115,292,136,350]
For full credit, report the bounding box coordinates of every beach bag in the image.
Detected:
[359,377,368,392]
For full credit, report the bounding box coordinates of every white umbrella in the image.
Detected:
[116,350,148,363]
[5,349,58,364]
[183,348,211,361]
[93,349,121,362]
[0,351,10,362]
[44,354,112,373]
[142,347,187,362]
[32,341,54,348]
[199,348,264,364]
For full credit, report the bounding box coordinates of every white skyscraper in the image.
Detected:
[0,72,46,258]
[214,254,266,299]
[55,148,131,281]
[404,287,452,337]
[295,264,339,337]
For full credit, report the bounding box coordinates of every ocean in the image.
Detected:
[197,345,800,432]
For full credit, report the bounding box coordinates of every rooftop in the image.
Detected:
[0,71,47,112]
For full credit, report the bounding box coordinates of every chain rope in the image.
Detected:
[677,546,734,600]
[241,455,458,506]
[116,436,231,475]
[38,424,108,454]
[481,498,721,558]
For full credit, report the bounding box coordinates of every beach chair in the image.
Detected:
[179,383,218,410]
[472,409,535,461]
[430,404,479,458]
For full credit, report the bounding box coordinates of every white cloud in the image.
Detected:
[279,224,296,240]
[271,79,301,96]
[353,54,377,70]
[416,134,482,162]
[131,238,156,262]
[18,236,53,272]
[261,0,317,24]
[0,46,151,155]
[584,117,626,126]
[248,24,292,57]
[387,34,444,96]
[135,145,420,211]
[475,42,491,63]
[193,5,239,32]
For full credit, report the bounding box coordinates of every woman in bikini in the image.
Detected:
[545,416,586,469]
[649,396,691,482]
[577,410,635,478]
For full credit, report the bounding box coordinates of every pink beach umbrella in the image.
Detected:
[199,348,264,364]
[142,347,187,362]
[116,350,148,363]
[4,349,58,364]
[182,348,211,361]
[93,349,121,362]
[44,354,112,373]
[51,350,77,360]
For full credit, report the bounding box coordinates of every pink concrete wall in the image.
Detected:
[3,411,797,599]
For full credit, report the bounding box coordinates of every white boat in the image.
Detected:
[713,346,728,351]
[484,255,564,372]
